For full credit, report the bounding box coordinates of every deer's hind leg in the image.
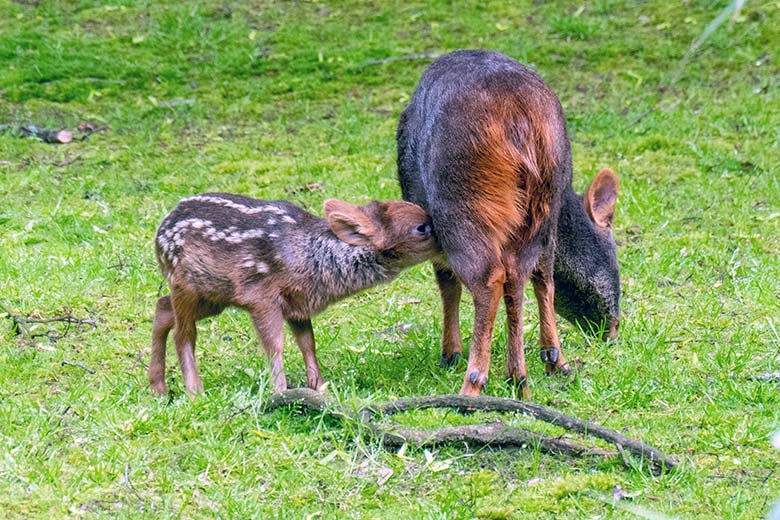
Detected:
[502,249,531,399]
[435,264,463,368]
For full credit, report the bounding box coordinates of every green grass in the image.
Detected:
[1,0,779,517]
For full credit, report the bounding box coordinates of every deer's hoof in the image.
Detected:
[439,352,461,369]
[506,374,531,400]
[540,348,559,364]
[545,360,577,377]
[460,370,488,395]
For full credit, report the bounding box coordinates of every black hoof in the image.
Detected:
[540,348,559,364]
[439,352,461,368]
[468,370,488,389]
[505,375,527,388]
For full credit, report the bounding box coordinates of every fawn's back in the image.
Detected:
[156,194,316,306]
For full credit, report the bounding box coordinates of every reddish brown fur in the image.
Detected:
[458,90,558,256]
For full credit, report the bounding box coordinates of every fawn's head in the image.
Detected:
[324,199,438,266]
[554,167,621,341]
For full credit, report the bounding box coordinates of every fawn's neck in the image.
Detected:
[297,223,399,304]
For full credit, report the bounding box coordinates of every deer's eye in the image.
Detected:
[415,223,432,234]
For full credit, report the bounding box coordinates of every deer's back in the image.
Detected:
[398,50,572,258]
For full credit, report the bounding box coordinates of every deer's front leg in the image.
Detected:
[532,259,570,376]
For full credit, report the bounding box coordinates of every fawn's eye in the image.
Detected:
[415,223,432,235]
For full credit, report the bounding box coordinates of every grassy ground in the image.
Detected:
[1,0,779,518]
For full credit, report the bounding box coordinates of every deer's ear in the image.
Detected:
[584,168,619,228]
[324,199,377,247]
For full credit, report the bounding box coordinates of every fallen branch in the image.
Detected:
[76,122,110,140]
[262,388,677,474]
[19,125,73,144]
[368,394,677,473]
[383,422,617,460]
[1,305,98,345]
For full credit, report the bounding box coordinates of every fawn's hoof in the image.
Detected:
[150,381,167,396]
[439,352,461,368]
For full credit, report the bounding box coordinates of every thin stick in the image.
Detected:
[61,360,96,374]
[124,463,144,504]
[371,394,677,472]
[750,372,780,382]
[263,388,675,473]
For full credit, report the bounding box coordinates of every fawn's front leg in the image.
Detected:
[288,319,325,391]
[250,305,287,393]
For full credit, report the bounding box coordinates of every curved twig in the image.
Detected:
[369,394,677,473]
[262,388,677,474]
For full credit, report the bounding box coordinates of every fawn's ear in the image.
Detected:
[584,168,619,228]
[324,199,377,247]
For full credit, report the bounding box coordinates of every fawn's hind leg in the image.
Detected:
[166,292,224,397]
[288,319,325,391]
[434,265,463,368]
[149,295,174,395]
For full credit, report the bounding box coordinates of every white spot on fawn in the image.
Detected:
[282,215,296,224]
[159,213,272,265]
[181,195,287,216]
[255,261,269,274]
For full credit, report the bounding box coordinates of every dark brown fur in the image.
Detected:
[149,194,437,396]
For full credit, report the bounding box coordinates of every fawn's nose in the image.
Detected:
[603,316,619,341]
